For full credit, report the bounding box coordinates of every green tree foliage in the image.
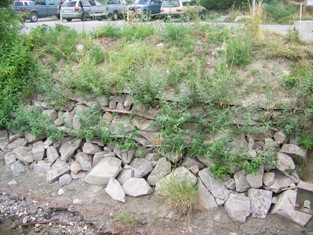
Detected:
[201,0,248,10]
[0,0,13,7]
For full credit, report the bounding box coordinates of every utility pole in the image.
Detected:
[252,0,256,17]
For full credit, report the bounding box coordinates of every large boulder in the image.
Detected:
[84,157,122,185]
[265,170,296,193]
[147,157,171,186]
[13,147,34,163]
[105,178,125,203]
[248,189,272,218]
[198,169,230,206]
[276,152,295,174]
[198,179,218,210]
[280,144,307,162]
[129,158,153,178]
[123,178,153,197]
[46,160,70,184]
[224,193,250,223]
[271,190,312,226]
[60,138,82,162]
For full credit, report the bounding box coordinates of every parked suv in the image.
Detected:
[125,0,162,21]
[106,0,127,21]
[13,1,34,6]
[160,0,205,21]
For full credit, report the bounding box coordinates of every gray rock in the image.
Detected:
[82,143,101,155]
[274,131,286,144]
[8,132,23,143]
[103,112,113,123]
[93,151,115,167]
[276,152,295,173]
[123,178,153,197]
[271,190,312,226]
[43,138,53,149]
[105,178,125,203]
[196,155,212,167]
[264,138,280,151]
[84,157,122,185]
[33,161,50,174]
[147,157,171,186]
[13,147,34,163]
[96,95,109,107]
[139,131,159,145]
[109,99,117,109]
[130,158,153,178]
[75,152,92,171]
[7,138,27,149]
[109,119,135,135]
[231,134,249,154]
[71,171,87,180]
[60,138,82,162]
[250,131,273,141]
[0,129,8,150]
[113,146,135,164]
[224,193,250,223]
[25,133,42,144]
[246,173,263,189]
[248,189,272,218]
[198,169,230,206]
[59,174,72,187]
[123,97,133,111]
[198,179,218,210]
[42,109,58,121]
[70,160,82,174]
[10,161,26,176]
[234,170,251,192]
[117,168,134,185]
[266,170,296,193]
[224,178,236,190]
[4,152,17,167]
[116,102,124,111]
[32,141,45,161]
[132,116,159,132]
[163,151,183,163]
[54,111,73,127]
[8,180,18,187]
[145,153,161,162]
[47,146,59,164]
[280,144,307,162]
[182,156,205,170]
[263,172,275,187]
[46,160,70,184]
[72,115,81,130]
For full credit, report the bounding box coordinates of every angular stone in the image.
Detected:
[147,157,171,186]
[263,172,275,187]
[132,116,159,132]
[96,95,109,107]
[231,134,249,153]
[224,193,250,223]
[266,171,296,193]
[196,155,212,167]
[0,129,8,150]
[47,146,59,164]
[246,173,263,189]
[7,138,27,149]
[113,146,135,164]
[42,109,58,121]
[248,189,272,218]
[105,178,125,203]
[234,170,251,192]
[276,152,295,173]
[103,112,113,123]
[32,141,45,161]
[46,160,70,184]
[280,144,307,162]
[145,153,161,162]
[43,138,53,149]
[117,168,134,185]
[93,151,115,167]
[123,97,133,111]
[4,152,17,167]
[60,138,82,162]
[10,161,26,176]
[13,147,33,163]
[25,133,42,144]
[130,158,153,178]
[75,152,92,171]
[33,161,50,174]
[163,151,183,163]
[109,99,117,109]
[123,178,153,197]
[251,131,273,141]
[198,179,218,210]
[74,104,88,115]
[224,178,235,190]
[71,171,87,180]
[82,143,101,155]
[8,132,23,143]
[109,119,135,135]
[198,169,230,206]
[271,190,312,226]
[72,115,81,130]
[156,167,197,195]
[274,131,286,144]
[182,156,205,170]
[264,138,280,151]
[84,157,122,185]
[70,161,82,174]
[116,102,124,111]
[59,174,72,187]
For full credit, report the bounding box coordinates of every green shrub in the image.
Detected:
[92,25,121,38]
[121,25,155,41]
[89,46,107,64]
[116,211,137,224]
[265,0,297,24]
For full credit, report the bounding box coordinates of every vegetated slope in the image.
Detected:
[8,22,313,180]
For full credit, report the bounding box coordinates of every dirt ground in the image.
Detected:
[1,160,313,235]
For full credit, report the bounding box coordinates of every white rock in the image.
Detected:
[234,170,251,192]
[75,152,92,171]
[263,172,275,187]
[248,189,272,218]
[60,138,82,162]
[147,157,171,186]
[82,143,101,155]
[46,160,70,184]
[130,158,153,178]
[105,178,125,203]
[276,152,295,173]
[246,173,263,189]
[123,178,153,197]
[224,193,250,223]
[198,179,218,210]
[47,146,59,164]
[59,174,72,187]
[117,168,134,185]
[58,188,65,195]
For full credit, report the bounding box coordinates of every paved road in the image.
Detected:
[22,17,294,35]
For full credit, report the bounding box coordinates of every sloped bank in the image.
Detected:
[0,93,313,228]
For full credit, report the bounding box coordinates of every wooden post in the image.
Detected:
[300,3,303,21]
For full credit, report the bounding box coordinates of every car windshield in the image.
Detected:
[14,2,23,6]
[28,1,34,5]
[162,0,179,7]
[134,0,149,4]
[63,1,77,7]
[182,0,196,6]
[122,0,127,4]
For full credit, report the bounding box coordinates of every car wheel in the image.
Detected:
[183,13,191,22]
[66,18,72,22]
[30,12,38,22]
[142,11,151,21]
[111,11,118,21]
[199,11,206,20]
